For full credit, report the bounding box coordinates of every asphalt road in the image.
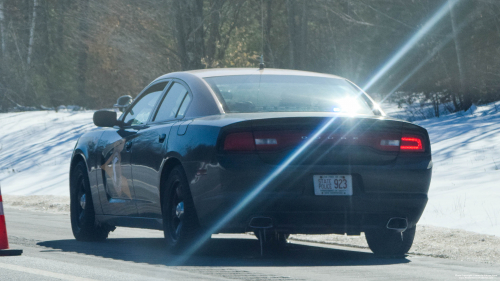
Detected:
[1,208,499,281]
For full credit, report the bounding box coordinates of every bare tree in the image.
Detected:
[27,0,38,67]
[174,0,204,70]
[77,0,90,103]
[263,0,273,67]
[448,0,468,110]
[205,0,225,67]
[0,0,5,56]
[286,0,308,70]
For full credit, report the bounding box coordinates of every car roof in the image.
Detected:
[155,68,345,80]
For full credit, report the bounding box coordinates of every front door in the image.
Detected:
[132,81,192,218]
[97,81,168,216]
[98,129,138,216]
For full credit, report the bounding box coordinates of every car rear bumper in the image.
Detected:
[201,192,427,234]
[192,154,432,234]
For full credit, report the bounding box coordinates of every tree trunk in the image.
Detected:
[56,0,67,51]
[0,0,6,56]
[286,0,308,70]
[300,0,308,69]
[77,0,90,105]
[286,0,295,69]
[263,0,273,67]
[448,0,468,110]
[27,0,38,67]
[205,0,224,67]
[174,0,188,70]
[39,0,59,109]
[174,0,204,70]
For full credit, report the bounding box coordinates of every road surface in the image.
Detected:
[1,207,498,280]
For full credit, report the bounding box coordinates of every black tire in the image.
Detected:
[70,161,110,241]
[162,165,200,253]
[365,226,416,256]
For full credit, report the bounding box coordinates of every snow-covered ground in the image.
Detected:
[0,111,96,196]
[1,104,499,236]
[409,103,500,236]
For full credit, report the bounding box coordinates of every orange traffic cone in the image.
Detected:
[0,187,22,256]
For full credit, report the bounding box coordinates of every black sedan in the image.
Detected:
[70,68,432,255]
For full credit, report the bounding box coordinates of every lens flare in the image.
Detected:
[363,0,460,92]
[380,11,473,104]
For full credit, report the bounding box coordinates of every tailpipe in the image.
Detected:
[386,217,408,232]
[250,217,273,257]
[249,217,273,229]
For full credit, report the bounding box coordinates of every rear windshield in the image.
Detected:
[204,75,375,115]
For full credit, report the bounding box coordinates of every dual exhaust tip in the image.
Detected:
[386,217,408,232]
[249,216,408,232]
[249,217,273,229]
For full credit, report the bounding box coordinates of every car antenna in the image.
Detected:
[259,55,265,70]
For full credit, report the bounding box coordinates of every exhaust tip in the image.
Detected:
[386,217,408,232]
[249,217,273,229]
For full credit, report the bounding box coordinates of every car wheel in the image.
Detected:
[365,226,416,256]
[70,161,110,241]
[162,165,200,252]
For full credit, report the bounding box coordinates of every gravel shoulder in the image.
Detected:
[4,195,499,265]
[290,225,500,265]
[3,195,70,214]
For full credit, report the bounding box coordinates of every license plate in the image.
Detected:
[313,175,353,196]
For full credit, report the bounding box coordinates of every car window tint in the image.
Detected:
[176,94,192,118]
[153,83,188,122]
[123,82,167,126]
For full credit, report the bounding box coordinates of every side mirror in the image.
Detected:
[93,110,117,127]
[113,95,133,112]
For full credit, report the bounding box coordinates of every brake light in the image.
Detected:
[400,135,424,152]
[223,132,255,151]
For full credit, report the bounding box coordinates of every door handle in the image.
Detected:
[158,134,167,143]
[125,141,133,151]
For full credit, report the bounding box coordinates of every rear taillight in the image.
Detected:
[223,131,425,152]
[223,132,256,151]
[400,135,425,152]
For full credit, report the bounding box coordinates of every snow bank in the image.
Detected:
[1,104,500,236]
[410,103,500,236]
[0,111,96,196]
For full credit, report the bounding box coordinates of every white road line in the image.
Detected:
[0,262,97,281]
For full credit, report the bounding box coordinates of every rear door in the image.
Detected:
[97,82,167,216]
[132,81,192,218]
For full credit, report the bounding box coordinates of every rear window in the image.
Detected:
[204,75,374,115]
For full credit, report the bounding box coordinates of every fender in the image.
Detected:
[70,130,106,215]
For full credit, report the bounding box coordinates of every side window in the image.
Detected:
[176,94,191,118]
[153,82,189,122]
[123,82,167,126]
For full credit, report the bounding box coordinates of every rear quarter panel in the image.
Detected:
[167,116,248,221]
